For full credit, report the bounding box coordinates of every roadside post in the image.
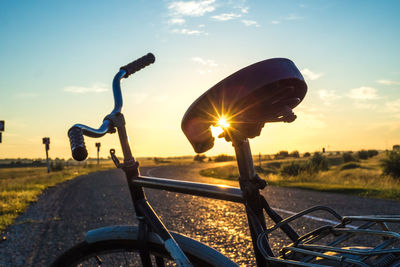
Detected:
[0,120,4,143]
[95,142,101,165]
[42,137,50,173]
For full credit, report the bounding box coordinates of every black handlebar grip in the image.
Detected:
[120,53,155,78]
[68,127,88,161]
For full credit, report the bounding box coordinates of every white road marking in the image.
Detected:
[272,207,357,229]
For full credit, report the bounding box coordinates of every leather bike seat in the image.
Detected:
[181,58,307,153]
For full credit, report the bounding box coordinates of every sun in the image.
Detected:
[218,117,230,128]
[210,116,231,138]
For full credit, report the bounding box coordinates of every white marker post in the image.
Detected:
[42,137,50,173]
[0,120,4,143]
[95,142,101,165]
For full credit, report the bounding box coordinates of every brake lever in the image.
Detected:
[110,149,122,168]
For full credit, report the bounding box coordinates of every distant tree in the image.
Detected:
[303,152,311,157]
[208,157,213,162]
[194,154,206,162]
[214,154,235,162]
[289,151,300,158]
[275,151,289,159]
[367,150,379,158]
[358,150,369,160]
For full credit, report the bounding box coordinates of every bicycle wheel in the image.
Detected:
[51,227,238,267]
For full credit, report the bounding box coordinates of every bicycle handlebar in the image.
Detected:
[120,53,155,78]
[68,53,155,161]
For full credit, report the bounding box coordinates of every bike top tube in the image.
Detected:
[71,69,126,138]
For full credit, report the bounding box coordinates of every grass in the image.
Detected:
[0,163,113,232]
[199,153,400,201]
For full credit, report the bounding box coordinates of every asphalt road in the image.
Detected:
[1,163,399,266]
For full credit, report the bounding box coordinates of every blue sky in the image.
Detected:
[0,0,399,159]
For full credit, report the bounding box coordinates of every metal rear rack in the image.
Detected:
[258,206,400,266]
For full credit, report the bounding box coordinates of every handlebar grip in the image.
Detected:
[120,53,155,78]
[68,127,88,161]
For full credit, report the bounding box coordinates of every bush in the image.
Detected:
[340,162,361,170]
[153,157,171,164]
[367,150,379,158]
[281,161,307,176]
[289,151,300,158]
[214,154,235,162]
[255,166,277,175]
[303,152,311,157]
[310,152,329,171]
[358,150,369,160]
[381,151,400,179]
[194,154,206,162]
[264,162,282,169]
[327,156,343,166]
[343,152,357,163]
[50,160,65,171]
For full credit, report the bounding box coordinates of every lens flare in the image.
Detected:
[218,117,230,128]
[210,125,224,138]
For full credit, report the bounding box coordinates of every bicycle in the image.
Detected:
[51,53,400,266]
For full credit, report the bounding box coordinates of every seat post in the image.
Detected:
[233,138,268,266]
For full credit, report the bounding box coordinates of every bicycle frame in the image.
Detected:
[106,69,303,266]
[68,57,400,267]
[71,68,284,266]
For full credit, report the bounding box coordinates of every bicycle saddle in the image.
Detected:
[181,58,307,153]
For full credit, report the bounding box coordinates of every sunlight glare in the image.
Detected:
[210,125,224,138]
[218,117,230,128]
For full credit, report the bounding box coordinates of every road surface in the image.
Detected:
[1,163,399,266]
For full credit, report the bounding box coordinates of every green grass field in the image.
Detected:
[200,152,400,200]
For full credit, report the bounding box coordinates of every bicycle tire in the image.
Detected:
[51,226,238,267]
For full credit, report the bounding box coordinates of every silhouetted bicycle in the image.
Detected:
[52,53,400,266]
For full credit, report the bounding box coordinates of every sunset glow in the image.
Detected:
[0,1,399,158]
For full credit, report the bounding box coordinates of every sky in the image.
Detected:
[0,0,399,159]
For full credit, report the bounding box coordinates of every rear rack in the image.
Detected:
[258,206,400,266]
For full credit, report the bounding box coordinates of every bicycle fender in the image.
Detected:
[84,225,238,266]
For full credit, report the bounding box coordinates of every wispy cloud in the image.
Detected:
[271,20,281,24]
[241,7,249,13]
[192,57,218,74]
[168,0,216,17]
[212,13,241,21]
[171,28,204,35]
[301,68,323,81]
[63,83,108,94]
[192,57,218,67]
[242,20,259,27]
[347,86,379,100]
[285,14,303,20]
[377,79,400,85]
[168,18,185,25]
[385,98,400,113]
[318,89,341,105]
